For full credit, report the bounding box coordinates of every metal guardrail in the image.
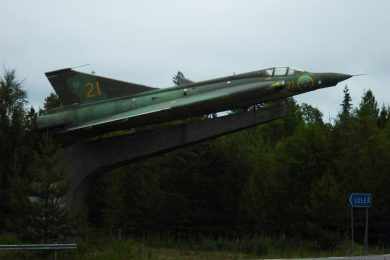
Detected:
[0,244,77,260]
[0,243,77,251]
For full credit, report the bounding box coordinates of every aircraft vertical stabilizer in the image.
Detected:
[45,68,156,105]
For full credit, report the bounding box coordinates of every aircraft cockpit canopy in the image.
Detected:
[261,67,301,77]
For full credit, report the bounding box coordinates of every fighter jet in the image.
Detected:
[37,67,352,136]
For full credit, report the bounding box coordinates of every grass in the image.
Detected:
[0,235,388,260]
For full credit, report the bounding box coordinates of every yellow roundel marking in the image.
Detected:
[297,74,314,88]
[85,81,102,98]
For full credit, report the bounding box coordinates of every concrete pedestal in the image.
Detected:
[64,103,288,208]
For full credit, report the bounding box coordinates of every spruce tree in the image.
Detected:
[25,136,74,242]
[378,104,389,128]
[357,89,379,120]
[0,69,27,232]
[339,85,352,121]
[43,93,61,111]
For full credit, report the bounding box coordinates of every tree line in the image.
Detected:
[1,69,390,248]
[0,70,73,243]
[88,85,390,248]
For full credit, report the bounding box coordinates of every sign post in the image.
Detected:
[364,207,369,255]
[348,193,372,255]
[350,206,354,252]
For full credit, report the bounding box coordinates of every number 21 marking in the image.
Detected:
[85,81,102,98]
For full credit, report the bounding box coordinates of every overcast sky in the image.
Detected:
[1,0,389,120]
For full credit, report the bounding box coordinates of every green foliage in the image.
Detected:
[339,85,352,121]
[357,89,379,120]
[84,87,390,249]
[301,103,324,125]
[0,69,30,233]
[0,69,73,243]
[0,69,27,119]
[43,92,61,111]
[33,237,387,260]
[4,68,390,253]
[24,136,74,242]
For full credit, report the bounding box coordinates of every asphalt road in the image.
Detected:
[262,255,390,260]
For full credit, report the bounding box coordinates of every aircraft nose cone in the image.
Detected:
[318,73,352,87]
[336,73,353,82]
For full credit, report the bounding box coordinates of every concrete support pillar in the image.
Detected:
[64,103,288,208]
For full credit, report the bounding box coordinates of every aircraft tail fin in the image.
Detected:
[45,68,156,106]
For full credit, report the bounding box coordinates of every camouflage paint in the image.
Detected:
[38,67,352,136]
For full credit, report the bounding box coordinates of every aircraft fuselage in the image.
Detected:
[37,67,351,136]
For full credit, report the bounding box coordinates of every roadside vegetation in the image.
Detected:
[0,235,387,260]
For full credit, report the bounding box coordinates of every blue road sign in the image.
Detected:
[349,193,372,208]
